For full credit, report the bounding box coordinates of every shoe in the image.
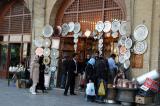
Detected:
[29,87,33,93]
[64,93,67,96]
[31,92,36,95]
[70,93,77,95]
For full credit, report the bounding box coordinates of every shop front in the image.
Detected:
[0,0,31,78]
[52,0,126,87]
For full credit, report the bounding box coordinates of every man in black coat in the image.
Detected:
[60,56,69,88]
[64,53,78,96]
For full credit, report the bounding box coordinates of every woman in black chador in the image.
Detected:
[36,55,46,93]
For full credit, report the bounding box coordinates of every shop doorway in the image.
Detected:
[53,0,126,87]
[9,43,21,66]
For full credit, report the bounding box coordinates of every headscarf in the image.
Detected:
[88,58,95,66]
[33,55,39,62]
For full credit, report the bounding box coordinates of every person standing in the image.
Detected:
[95,56,108,102]
[29,55,39,95]
[85,58,96,83]
[64,53,78,96]
[60,55,69,88]
[36,55,46,93]
[107,54,118,84]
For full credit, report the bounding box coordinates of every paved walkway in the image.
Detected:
[0,79,121,106]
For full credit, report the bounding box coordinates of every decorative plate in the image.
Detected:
[43,38,51,48]
[111,20,121,32]
[73,38,78,43]
[73,33,79,38]
[84,30,91,37]
[98,48,103,52]
[42,24,53,37]
[119,35,127,46]
[124,59,130,69]
[119,46,127,55]
[35,47,43,56]
[43,48,51,57]
[50,66,56,72]
[95,21,104,32]
[99,39,103,44]
[51,48,59,58]
[54,26,62,35]
[111,32,118,38]
[119,21,128,35]
[51,59,58,66]
[125,38,132,49]
[134,40,147,54]
[99,50,102,55]
[74,22,81,33]
[97,32,103,39]
[43,56,50,65]
[103,21,111,33]
[119,54,125,63]
[61,23,69,36]
[68,22,75,32]
[124,50,131,60]
[134,24,148,41]
[98,43,103,48]
[34,37,44,48]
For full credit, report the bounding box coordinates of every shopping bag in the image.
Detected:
[86,82,95,96]
[98,80,106,96]
[44,74,51,88]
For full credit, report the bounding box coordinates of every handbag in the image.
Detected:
[98,80,106,96]
[86,82,95,96]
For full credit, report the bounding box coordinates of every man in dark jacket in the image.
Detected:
[60,56,69,88]
[64,53,78,96]
[95,56,108,102]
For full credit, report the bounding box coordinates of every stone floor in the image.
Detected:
[0,79,159,106]
[0,79,121,106]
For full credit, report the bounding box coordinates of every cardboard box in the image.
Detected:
[135,95,153,104]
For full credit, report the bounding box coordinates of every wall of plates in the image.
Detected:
[93,20,148,69]
[118,24,148,69]
[34,24,60,87]
[33,22,148,87]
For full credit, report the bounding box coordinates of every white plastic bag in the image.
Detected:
[44,74,51,88]
[86,82,95,96]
